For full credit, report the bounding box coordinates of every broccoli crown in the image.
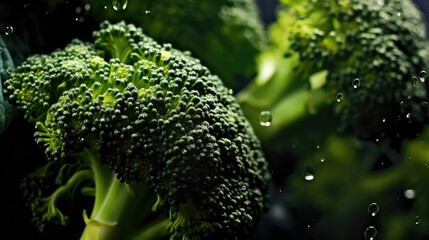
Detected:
[281,0,429,141]
[84,0,267,89]
[4,21,269,239]
[239,0,429,146]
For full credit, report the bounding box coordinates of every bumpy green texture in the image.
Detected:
[84,0,267,89]
[237,0,429,147]
[4,21,269,240]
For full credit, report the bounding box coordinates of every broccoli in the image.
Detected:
[4,21,270,240]
[81,0,267,89]
[237,0,429,148]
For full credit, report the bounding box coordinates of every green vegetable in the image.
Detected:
[285,129,429,240]
[81,0,267,89]
[237,0,429,148]
[4,21,269,240]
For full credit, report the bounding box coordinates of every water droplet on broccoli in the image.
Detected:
[5,26,13,35]
[112,0,128,11]
[404,189,416,199]
[411,76,419,86]
[352,78,360,88]
[337,93,343,102]
[145,10,151,14]
[321,157,325,162]
[303,167,315,181]
[364,226,377,240]
[368,203,379,217]
[419,70,427,82]
[406,113,411,119]
[259,111,272,127]
[415,216,421,224]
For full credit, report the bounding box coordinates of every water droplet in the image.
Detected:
[259,111,272,127]
[229,89,233,95]
[397,12,401,17]
[112,0,127,11]
[75,17,79,21]
[316,145,320,149]
[404,189,416,199]
[415,216,421,224]
[411,76,419,86]
[321,157,325,162]
[84,3,91,11]
[5,26,13,35]
[382,118,386,123]
[337,93,343,102]
[406,113,411,119]
[303,167,315,181]
[353,78,360,88]
[364,226,377,240]
[104,5,108,9]
[145,10,151,14]
[419,70,427,82]
[368,203,379,217]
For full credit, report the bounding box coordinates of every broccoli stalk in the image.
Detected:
[237,0,429,149]
[5,21,270,239]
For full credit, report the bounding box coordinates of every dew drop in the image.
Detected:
[337,93,343,102]
[382,118,386,123]
[419,70,427,82]
[145,10,151,14]
[368,203,379,217]
[352,78,360,88]
[5,26,13,36]
[259,111,272,127]
[303,167,315,181]
[112,0,127,11]
[321,157,325,162]
[404,189,416,199]
[104,5,108,9]
[406,113,411,119]
[415,216,421,224]
[411,76,419,86]
[364,226,377,240]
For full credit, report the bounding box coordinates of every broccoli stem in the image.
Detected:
[237,54,333,143]
[131,217,171,240]
[79,149,169,240]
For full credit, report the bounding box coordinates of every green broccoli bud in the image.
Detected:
[5,21,270,240]
[237,0,429,148]
[82,0,267,89]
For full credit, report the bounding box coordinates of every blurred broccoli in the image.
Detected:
[284,129,429,240]
[79,0,267,89]
[4,21,270,239]
[237,0,429,148]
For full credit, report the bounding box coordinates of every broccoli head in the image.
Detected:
[237,0,429,148]
[4,21,269,240]
[82,0,267,89]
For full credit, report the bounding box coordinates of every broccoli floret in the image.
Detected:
[82,0,267,89]
[237,0,429,148]
[4,21,269,240]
